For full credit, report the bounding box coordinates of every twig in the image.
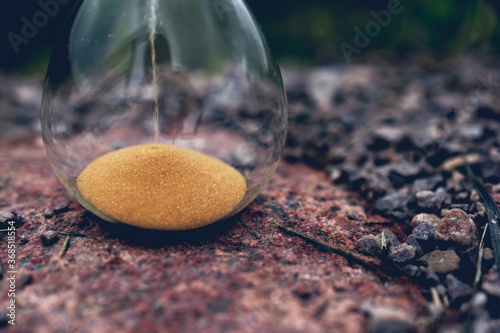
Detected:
[474,223,488,290]
[59,232,87,237]
[273,221,398,276]
[59,236,71,257]
[381,230,387,251]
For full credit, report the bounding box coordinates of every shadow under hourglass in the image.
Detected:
[92,210,245,248]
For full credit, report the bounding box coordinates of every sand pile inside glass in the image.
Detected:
[77,144,247,230]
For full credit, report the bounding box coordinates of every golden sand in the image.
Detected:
[77,144,246,230]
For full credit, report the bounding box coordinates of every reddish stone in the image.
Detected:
[434,209,479,247]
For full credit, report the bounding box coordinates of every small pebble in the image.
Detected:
[43,207,54,218]
[458,123,484,140]
[329,168,343,183]
[366,174,392,199]
[375,193,413,221]
[470,189,480,202]
[388,244,416,263]
[410,213,440,228]
[427,250,461,274]
[425,269,441,286]
[19,235,29,245]
[434,209,479,248]
[454,191,470,202]
[372,126,406,145]
[356,235,381,255]
[483,248,494,261]
[470,292,487,313]
[0,210,15,226]
[416,188,449,212]
[491,184,500,193]
[445,274,472,304]
[446,172,466,193]
[475,202,486,217]
[389,162,422,180]
[436,283,447,297]
[411,175,444,193]
[402,264,418,276]
[40,231,60,246]
[411,222,437,252]
[482,272,500,297]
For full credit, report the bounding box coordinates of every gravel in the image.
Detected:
[40,231,60,246]
[445,274,472,304]
[410,222,438,253]
[43,207,54,218]
[388,244,416,263]
[410,213,440,228]
[434,208,479,248]
[356,234,381,255]
[427,250,461,274]
[0,210,15,226]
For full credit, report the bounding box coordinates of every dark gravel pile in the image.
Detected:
[283,55,500,219]
[283,53,500,330]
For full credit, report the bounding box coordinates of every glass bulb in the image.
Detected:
[41,0,287,230]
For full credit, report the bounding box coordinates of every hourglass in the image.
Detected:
[41,0,287,230]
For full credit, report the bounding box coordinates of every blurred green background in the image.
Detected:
[1,0,499,73]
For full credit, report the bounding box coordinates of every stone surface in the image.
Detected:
[427,250,461,274]
[0,137,427,333]
[434,209,479,248]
